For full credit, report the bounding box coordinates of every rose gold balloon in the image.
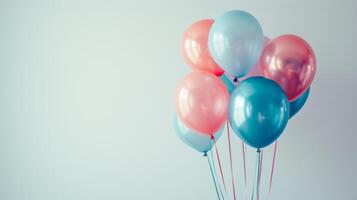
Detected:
[181,19,224,76]
[174,71,229,135]
[260,35,316,101]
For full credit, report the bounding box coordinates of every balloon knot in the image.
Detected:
[257,148,261,153]
[233,77,238,82]
[210,135,215,140]
[203,152,208,157]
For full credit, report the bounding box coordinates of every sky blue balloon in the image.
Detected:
[289,88,310,119]
[209,10,264,78]
[220,74,236,94]
[229,77,290,149]
[173,114,224,153]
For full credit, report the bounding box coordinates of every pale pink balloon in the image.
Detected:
[181,19,224,76]
[240,37,270,81]
[260,35,316,101]
[174,71,229,135]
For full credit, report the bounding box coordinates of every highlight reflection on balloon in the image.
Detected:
[181,19,224,76]
[260,35,316,101]
[174,71,229,135]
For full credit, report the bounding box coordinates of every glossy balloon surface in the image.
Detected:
[173,114,223,153]
[229,77,290,148]
[174,71,229,135]
[181,19,224,76]
[209,10,264,78]
[260,35,316,101]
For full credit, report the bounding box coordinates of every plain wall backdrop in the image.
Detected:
[0,0,356,199]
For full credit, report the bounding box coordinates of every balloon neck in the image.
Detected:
[257,148,261,153]
[233,77,239,83]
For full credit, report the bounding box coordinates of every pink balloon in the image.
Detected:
[240,37,271,81]
[174,71,229,135]
[260,35,316,101]
[181,19,224,76]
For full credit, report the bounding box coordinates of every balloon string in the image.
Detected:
[251,149,261,200]
[210,149,225,200]
[206,153,221,200]
[242,141,247,186]
[258,150,264,200]
[269,141,278,194]
[212,136,227,192]
[227,120,237,200]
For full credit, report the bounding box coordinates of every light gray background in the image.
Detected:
[0,0,356,199]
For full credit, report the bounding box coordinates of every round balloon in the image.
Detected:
[260,35,316,101]
[209,10,264,78]
[173,114,224,153]
[289,87,310,118]
[174,71,229,135]
[220,73,236,94]
[181,19,224,76]
[229,77,290,148]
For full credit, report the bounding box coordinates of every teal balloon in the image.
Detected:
[289,88,310,118]
[173,114,224,153]
[229,77,289,148]
[209,10,264,78]
[220,74,235,94]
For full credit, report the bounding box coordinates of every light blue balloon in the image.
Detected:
[209,10,264,78]
[229,77,289,149]
[289,88,310,119]
[173,114,224,153]
[220,74,236,94]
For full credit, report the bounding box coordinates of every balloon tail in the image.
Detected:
[227,120,237,200]
[206,153,221,200]
[251,149,262,200]
[210,149,225,200]
[212,136,227,193]
[269,141,278,194]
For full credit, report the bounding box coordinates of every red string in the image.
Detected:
[212,136,227,192]
[227,120,237,200]
[269,141,278,194]
[242,141,247,186]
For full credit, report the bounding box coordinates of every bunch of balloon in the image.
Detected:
[173,10,316,200]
